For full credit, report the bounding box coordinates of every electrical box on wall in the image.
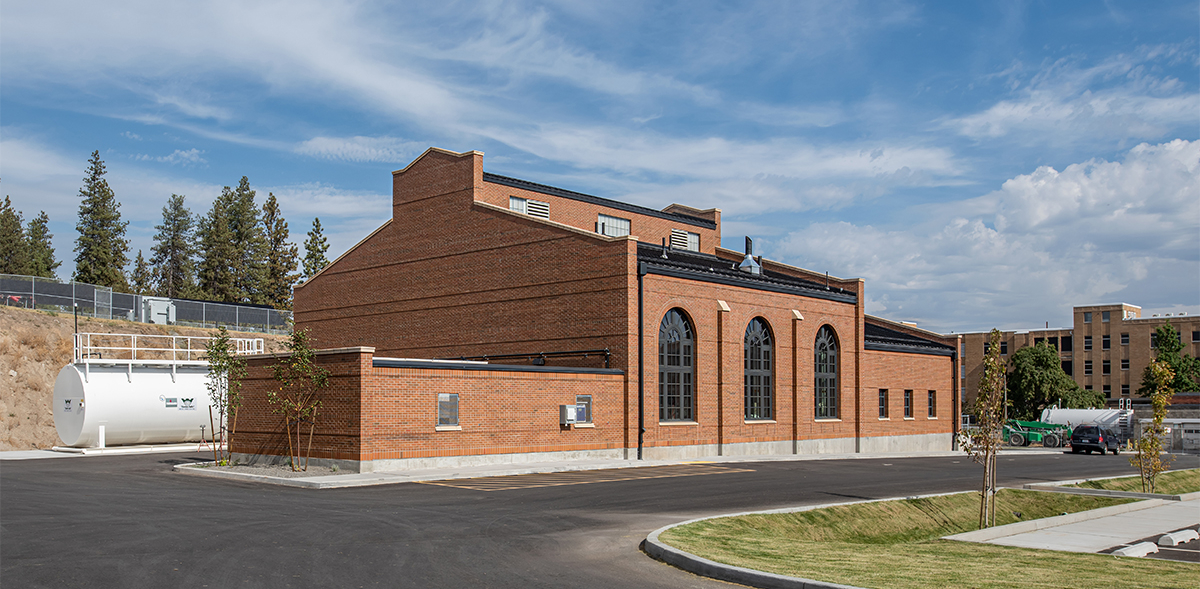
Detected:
[559,404,577,426]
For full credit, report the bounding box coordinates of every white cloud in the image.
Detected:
[773,140,1200,332]
[946,46,1199,146]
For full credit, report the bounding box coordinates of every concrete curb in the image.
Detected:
[1021,484,1187,501]
[645,524,868,589]
[943,499,1170,543]
[643,491,967,589]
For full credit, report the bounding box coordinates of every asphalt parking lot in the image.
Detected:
[2,451,1193,589]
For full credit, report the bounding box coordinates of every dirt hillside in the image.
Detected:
[0,305,288,451]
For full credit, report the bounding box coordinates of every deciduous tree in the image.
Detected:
[301,217,329,281]
[206,326,246,466]
[1129,359,1175,493]
[150,194,197,298]
[963,329,1005,528]
[1008,342,1103,420]
[1139,324,1200,396]
[268,328,329,472]
[73,151,129,289]
[261,193,299,309]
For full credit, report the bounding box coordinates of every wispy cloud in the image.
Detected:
[945,45,1199,147]
[136,148,207,166]
[295,136,424,164]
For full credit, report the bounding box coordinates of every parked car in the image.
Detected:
[1070,425,1120,455]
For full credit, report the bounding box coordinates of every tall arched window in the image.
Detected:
[814,326,839,419]
[744,318,773,420]
[659,309,695,421]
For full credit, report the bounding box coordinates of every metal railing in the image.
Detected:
[1,273,291,334]
[73,332,264,365]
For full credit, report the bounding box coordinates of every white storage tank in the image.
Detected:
[1039,407,1126,429]
[54,363,215,447]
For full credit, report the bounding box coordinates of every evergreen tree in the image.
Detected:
[261,193,299,309]
[197,198,238,303]
[150,194,197,298]
[25,211,60,278]
[73,151,129,289]
[0,196,30,275]
[226,177,267,304]
[130,250,153,295]
[302,217,330,281]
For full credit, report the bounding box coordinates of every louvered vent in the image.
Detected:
[670,229,699,251]
[525,199,550,219]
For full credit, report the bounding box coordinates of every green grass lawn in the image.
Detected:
[660,489,1196,589]
[1069,468,1200,495]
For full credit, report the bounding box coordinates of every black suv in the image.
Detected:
[1070,425,1120,455]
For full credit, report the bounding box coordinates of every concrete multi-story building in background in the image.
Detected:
[959,303,1200,410]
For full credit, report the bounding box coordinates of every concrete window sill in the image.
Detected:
[903,417,915,421]
[814,418,842,422]
[435,425,462,432]
[743,420,776,425]
[574,423,595,428]
[878,417,890,421]
[659,421,699,426]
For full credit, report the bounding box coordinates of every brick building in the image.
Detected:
[959,303,1200,410]
[233,148,959,471]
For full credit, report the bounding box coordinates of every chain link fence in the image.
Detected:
[0,273,292,335]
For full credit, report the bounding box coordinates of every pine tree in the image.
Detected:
[151,194,197,298]
[302,217,330,281]
[261,193,300,309]
[0,196,30,275]
[130,250,153,295]
[197,198,238,302]
[73,151,130,289]
[25,211,60,278]
[226,177,267,304]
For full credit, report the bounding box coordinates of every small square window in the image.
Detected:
[1084,312,1092,323]
[1061,336,1073,352]
[1102,360,1110,375]
[575,394,593,424]
[878,389,888,418]
[928,391,937,418]
[1000,342,1008,355]
[597,214,630,238]
[1103,385,1111,396]
[1034,337,1044,346]
[1048,337,1058,350]
[1101,311,1110,322]
[1193,331,1200,343]
[670,228,700,252]
[1084,360,1092,375]
[1121,333,1129,345]
[1102,335,1110,350]
[1061,360,1073,376]
[904,390,913,418]
[1085,385,1093,391]
[1084,336,1092,351]
[1121,358,1129,370]
[438,393,459,427]
[1121,384,1130,396]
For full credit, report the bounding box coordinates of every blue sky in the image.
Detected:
[2,1,1197,333]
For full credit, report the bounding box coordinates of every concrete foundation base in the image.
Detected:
[858,432,953,453]
[233,448,627,473]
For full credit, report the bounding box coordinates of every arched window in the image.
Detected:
[744,318,773,420]
[814,326,839,419]
[659,309,695,421]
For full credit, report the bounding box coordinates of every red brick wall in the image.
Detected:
[476,181,721,255]
[859,349,955,438]
[231,348,627,463]
[637,272,863,451]
[295,150,637,373]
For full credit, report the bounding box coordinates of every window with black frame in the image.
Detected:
[659,309,695,421]
[815,326,839,419]
[744,318,773,420]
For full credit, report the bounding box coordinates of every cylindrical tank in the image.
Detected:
[54,363,216,447]
[1039,407,1126,429]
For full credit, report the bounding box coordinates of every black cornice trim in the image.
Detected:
[372,358,624,375]
[640,262,857,304]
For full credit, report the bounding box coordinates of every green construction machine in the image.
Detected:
[1004,419,1072,448]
